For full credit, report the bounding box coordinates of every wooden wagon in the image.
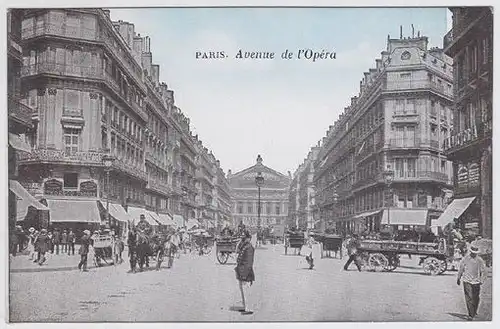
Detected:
[357,238,450,275]
[215,237,240,264]
[284,232,305,255]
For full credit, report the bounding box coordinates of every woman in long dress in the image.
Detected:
[27,227,36,260]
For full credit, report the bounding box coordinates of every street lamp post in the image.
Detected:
[383,165,394,229]
[255,171,264,228]
[102,154,115,230]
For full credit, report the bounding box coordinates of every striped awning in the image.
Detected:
[46,199,99,223]
[380,209,428,226]
[10,180,49,221]
[9,133,31,153]
[126,206,157,226]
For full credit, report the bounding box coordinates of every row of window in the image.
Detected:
[237,202,287,215]
[456,36,490,85]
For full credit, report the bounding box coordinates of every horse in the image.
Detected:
[136,231,152,271]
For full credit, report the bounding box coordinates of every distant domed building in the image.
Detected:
[228,155,291,228]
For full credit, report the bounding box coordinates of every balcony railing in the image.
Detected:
[394,171,449,183]
[113,158,147,181]
[22,22,143,88]
[63,107,83,118]
[443,128,479,151]
[389,138,420,148]
[147,179,171,195]
[17,149,105,165]
[21,63,148,121]
[430,140,440,149]
[385,79,453,98]
[8,95,34,127]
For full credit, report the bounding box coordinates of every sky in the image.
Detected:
[110,7,448,175]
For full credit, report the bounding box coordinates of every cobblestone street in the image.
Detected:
[9,243,492,322]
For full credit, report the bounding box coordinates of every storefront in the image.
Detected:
[9,180,50,229]
[45,199,101,241]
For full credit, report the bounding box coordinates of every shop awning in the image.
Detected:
[433,197,476,228]
[156,212,176,226]
[126,206,157,226]
[46,199,100,223]
[146,210,163,226]
[9,133,31,153]
[10,180,49,221]
[353,209,381,219]
[173,215,185,228]
[380,209,428,226]
[186,218,201,230]
[99,201,133,223]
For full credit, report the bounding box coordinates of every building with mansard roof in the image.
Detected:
[12,8,231,236]
[229,156,291,228]
[314,32,454,235]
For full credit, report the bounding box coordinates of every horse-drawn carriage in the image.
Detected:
[314,234,344,259]
[357,238,451,275]
[284,231,305,255]
[132,218,178,272]
[215,236,240,264]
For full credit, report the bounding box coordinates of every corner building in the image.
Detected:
[315,34,454,235]
[442,7,493,238]
[15,9,231,234]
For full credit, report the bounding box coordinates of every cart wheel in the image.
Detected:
[438,259,448,275]
[423,257,446,276]
[217,251,229,264]
[368,253,389,272]
[384,255,399,272]
[156,249,163,270]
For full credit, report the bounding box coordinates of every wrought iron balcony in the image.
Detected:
[443,127,489,153]
[17,149,105,165]
[146,178,171,195]
[113,158,147,181]
[389,138,421,148]
[8,95,33,128]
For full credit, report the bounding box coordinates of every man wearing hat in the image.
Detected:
[78,230,91,272]
[235,230,255,315]
[457,244,487,320]
[343,234,362,272]
[34,229,50,265]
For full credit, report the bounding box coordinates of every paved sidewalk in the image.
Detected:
[9,246,121,273]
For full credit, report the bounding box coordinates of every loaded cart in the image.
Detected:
[92,234,114,266]
[319,234,344,259]
[215,237,240,264]
[284,232,305,255]
[357,238,451,275]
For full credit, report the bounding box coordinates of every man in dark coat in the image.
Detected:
[235,230,255,315]
[67,229,76,255]
[35,229,50,265]
[53,228,61,255]
[343,234,362,272]
[127,228,138,273]
[78,230,91,272]
[61,230,68,254]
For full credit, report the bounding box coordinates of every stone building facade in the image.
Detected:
[314,34,454,235]
[14,8,231,234]
[287,146,320,230]
[229,156,290,228]
[442,7,493,238]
